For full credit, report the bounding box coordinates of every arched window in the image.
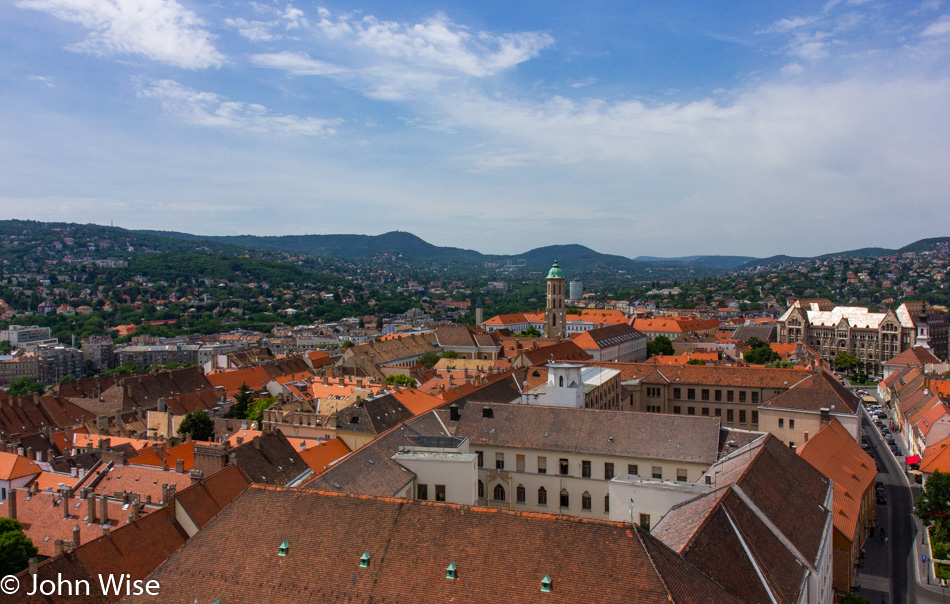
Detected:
[552,315,557,327]
[516,484,526,503]
[493,484,506,502]
[559,376,564,387]
[560,489,570,508]
[477,480,484,499]
[538,487,547,505]
[581,491,592,511]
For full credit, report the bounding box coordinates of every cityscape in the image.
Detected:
[3,1,950,603]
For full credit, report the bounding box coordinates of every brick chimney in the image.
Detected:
[175,458,184,473]
[54,539,64,556]
[73,525,81,548]
[6,488,16,519]
[190,470,204,485]
[193,443,229,476]
[98,495,108,526]
[86,495,97,524]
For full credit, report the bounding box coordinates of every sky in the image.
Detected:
[1,1,949,259]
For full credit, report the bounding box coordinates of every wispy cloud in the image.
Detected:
[922,15,950,36]
[27,74,55,86]
[250,51,342,75]
[15,0,223,69]
[138,79,340,136]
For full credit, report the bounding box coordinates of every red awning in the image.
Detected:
[906,454,921,464]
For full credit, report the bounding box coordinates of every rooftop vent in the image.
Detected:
[445,562,457,580]
[541,575,553,593]
[278,540,289,557]
[359,551,370,568]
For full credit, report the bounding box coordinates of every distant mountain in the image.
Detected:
[634,255,759,270]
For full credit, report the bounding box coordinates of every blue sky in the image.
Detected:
[2,0,949,258]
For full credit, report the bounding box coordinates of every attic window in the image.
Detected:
[350,417,360,424]
[445,562,457,580]
[482,407,493,419]
[278,540,289,556]
[359,551,371,568]
[541,575,553,593]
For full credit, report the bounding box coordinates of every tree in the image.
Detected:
[386,374,416,387]
[247,397,276,430]
[376,316,384,330]
[7,377,46,397]
[341,340,355,348]
[834,352,860,373]
[647,336,674,357]
[230,383,254,419]
[418,351,441,369]
[765,358,794,368]
[0,518,38,576]
[743,337,780,364]
[0,340,12,354]
[178,409,214,442]
[917,470,950,528]
[745,337,769,350]
[441,350,461,359]
[686,359,706,365]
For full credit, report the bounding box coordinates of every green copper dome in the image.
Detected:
[546,260,565,280]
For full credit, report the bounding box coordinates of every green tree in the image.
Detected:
[7,377,46,397]
[341,340,355,348]
[441,350,461,359]
[178,409,214,442]
[841,593,871,604]
[230,383,254,419]
[386,374,416,387]
[376,316,384,330]
[834,352,861,373]
[745,337,769,350]
[765,358,794,368]
[247,397,276,430]
[418,351,441,369]
[0,340,12,354]
[647,336,674,357]
[0,518,38,576]
[686,359,706,365]
[917,470,950,529]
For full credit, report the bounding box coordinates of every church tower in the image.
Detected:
[544,260,566,339]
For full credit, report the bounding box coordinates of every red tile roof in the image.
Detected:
[0,451,42,481]
[297,438,351,474]
[128,441,197,472]
[390,388,446,416]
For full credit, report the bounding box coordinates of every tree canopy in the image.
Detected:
[647,336,674,357]
[0,518,37,576]
[7,377,46,397]
[230,383,254,419]
[178,409,214,442]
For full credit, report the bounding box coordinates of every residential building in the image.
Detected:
[757,370,860,449]
[798,419,876,594]
[572,323,647,362]
[0,324,57,349]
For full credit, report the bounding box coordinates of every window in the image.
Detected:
[495,452,505,470]
[516,484,526,503]
[715,390,722,402]
[652,466,662,479]
[789,442,796,449]
[727,390,734,402]
[559,458,569,476]
[752,411,758,425]
[493,484,506,502]
[687,388,696,400]
[478,480,484,499]
[476,451,483,468]
[673,387,681,399]
[628,464,639,476]
[646,405,661,413]
[560,489,570,508]
[417,484,428,500]
[739,410,747,424]
[639,513,651,531]
[715,408,722,417]
[538,456,547,474]
[559,375,564,387]
[605,462,615,480]
[702,389,710,401]
[435,485,446,502]
[739,391,747,403]
[538,487,547,505]
[516,454,525,472]
[582,460,591,478]
[778,418,784,428]
[789,419,795,429]
[604,495,610,513]
[673,406,681,414]
[687,407,695,415]
[751,392,759,404]
[676,468,687,482]
[702,407,709,416]
[582,491,592,511]
[727,409,734,423]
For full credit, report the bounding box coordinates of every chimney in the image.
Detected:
[26,446,33,460]
[236,436,244,447]
[54,539,64,556]
[102,525,110,538]
[73,525,81,548]
[100,438,111,451]
[47,449,55,462]
[190,470,204,485]
[98,495,108,526]
[131,501,140,522]
[87,496,97,523]
[6,488,16,520]
[252,436,260,449]
[71,467,78,479]
[162,458,167,472]
[175,458,184,473]
[29,557,38,575]
[62,489,72,519]
[166,484,176,505]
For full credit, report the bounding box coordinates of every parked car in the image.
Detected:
[885,435,896,445]
[877,492,887,504]
[890,444,901,454]
[881,426,890,435]
[876,411,888,420]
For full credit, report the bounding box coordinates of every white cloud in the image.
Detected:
[138,79,341,136]
[27,74,55,86]
[780,63,805,75]
[224,17,275,42]
[15,0,222,69]
[251,51,342,75]
[570,77,597,88]
[922,16,950,36]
